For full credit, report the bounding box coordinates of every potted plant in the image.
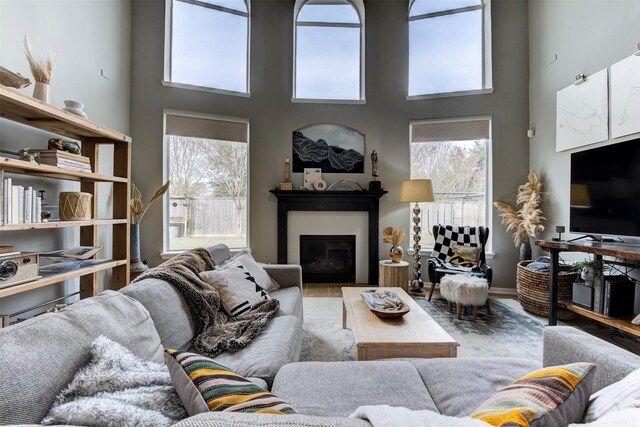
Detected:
[571,258,605,310]
[494,170,545,261]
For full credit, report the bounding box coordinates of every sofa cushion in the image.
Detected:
[411,357,541,416]
[270,286,303,320]
[471,362,596,427]
[121,277,196,351]
[204,315,302,384]
[271,361,437,417]
[166,349,296,416]
[200,263,272,316]
[0,291,164,425]
[174,412,372,427]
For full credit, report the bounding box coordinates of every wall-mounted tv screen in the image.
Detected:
[570,138,640,238]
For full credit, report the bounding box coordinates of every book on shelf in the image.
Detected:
[35,150,90,164]
[0,246,15,254]
[1,178,42,225]
[38,157,92,172]
[45,246,103,260]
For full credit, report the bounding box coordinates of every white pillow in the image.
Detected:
[571,408,640,426]
[220,250,279,292]
[200,261,271,316]
[583,368,640,422]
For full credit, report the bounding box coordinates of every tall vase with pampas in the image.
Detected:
[494,170,545,261]
[24,35,55,103]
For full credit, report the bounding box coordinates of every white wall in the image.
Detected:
[0,0,131,316]
[131,0,530,290]
[528,0,640,258]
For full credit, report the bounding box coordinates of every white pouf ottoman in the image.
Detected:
[440,274,490,320]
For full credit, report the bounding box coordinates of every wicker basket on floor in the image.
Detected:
[516,260,577,320]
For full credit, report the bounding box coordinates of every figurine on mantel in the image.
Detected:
[280,158,293,190]
[369,149,382,191]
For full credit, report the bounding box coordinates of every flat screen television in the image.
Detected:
[570,138,640,238]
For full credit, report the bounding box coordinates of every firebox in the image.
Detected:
[300,235,356,283]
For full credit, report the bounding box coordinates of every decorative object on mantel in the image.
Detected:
[130,181,170,274]
[400,179,435,296]
[361,289,410,319]
[494,170,545,261]
[302,168,327,191]
[59,192,92,221]
[326,179,366,191]
[0,66,31,89]
[279,158,293,190]
[23,35,54,103]
[382,226,405,263]
[369,149,382,191]
[292,124,364,173]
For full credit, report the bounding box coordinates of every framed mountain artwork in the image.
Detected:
[292,124,364,173]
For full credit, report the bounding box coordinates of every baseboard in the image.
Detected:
[489,287,517,297]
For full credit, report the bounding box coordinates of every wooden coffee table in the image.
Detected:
[342,287,458,361]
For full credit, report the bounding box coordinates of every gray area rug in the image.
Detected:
[300,297,545,362]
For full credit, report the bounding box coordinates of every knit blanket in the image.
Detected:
[134,248,280,357]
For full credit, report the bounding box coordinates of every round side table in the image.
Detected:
[379,260,409,292]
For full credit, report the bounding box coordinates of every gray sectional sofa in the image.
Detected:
[1,245,639,426]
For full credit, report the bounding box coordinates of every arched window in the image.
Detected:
[294,0,365,101]
[168,0,249,94]
[409,0,491,97]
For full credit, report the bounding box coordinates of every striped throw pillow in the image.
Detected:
[471,363,596,427]
[165,349,296,416]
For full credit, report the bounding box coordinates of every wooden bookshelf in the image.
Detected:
[0,84,131,305]
[559,300,640,337]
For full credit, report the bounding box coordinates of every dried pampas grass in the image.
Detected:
[382,226,405,246]
[24,35,54,84]
[494,170,546,247]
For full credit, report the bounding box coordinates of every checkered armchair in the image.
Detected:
[426,224,492,302]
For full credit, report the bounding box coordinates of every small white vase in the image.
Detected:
[33,82,51,103]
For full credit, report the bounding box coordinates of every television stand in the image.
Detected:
[536,239,640,337]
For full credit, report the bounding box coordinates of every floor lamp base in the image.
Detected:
[408,279,425,296]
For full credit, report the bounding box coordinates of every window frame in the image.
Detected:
[163,0,251,97]
[162,109,251,255]
[292,0,366,103]
[407,0,493,100]
[408,115,493,254]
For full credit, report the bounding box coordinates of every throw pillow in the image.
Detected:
[471,363,596,427]
[583,368,640,422]
[200,261,271,316]
[165,349,296,416]
[221,250,280,292]
[449,244,481,268]
[42,336,187,426]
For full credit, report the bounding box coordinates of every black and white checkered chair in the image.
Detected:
[426,224,493,302]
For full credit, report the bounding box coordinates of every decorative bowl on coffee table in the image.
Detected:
[361,289,410,319]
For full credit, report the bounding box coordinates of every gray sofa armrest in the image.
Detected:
[264,264,303,290]
[174,412,371,427]
[543,326,640,392]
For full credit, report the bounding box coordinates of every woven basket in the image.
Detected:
[516,260,577,319]
[59,192,92,221]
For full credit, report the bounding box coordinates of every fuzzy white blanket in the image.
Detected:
[350,405,491,427]
[42,336,187,426]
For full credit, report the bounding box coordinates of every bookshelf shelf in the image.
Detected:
[0,84,131,310]
[559,300,640,337]
[0,219,127,231]
[0,259,128,299]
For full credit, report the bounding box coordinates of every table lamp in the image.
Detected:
[400,179,435,296]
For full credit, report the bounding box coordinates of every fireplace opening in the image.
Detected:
[300,235,356,283]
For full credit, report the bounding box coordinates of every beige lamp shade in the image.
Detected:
[400,179,435,203]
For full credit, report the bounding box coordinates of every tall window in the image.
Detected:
[408,0,491,96]
[294,0,364,101]
[410,117,491,247]
[164,111,249,251]
[168,0,249,93]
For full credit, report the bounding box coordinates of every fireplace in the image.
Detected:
[300,235,356,283]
